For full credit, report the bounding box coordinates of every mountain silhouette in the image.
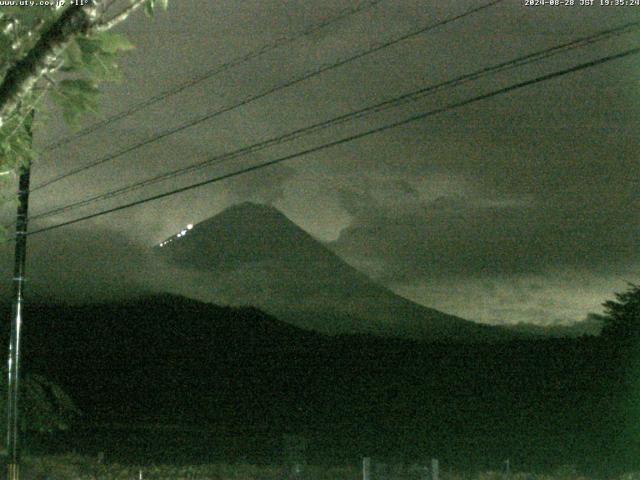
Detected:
[0,294,608,468]
[152,202,514,342]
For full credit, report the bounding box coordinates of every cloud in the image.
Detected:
[331,189,638,281]
[391,270,634,326]
[2,0,636,331]
[225,163,297,206]
[324,167,639,324]
[0,226,156,304]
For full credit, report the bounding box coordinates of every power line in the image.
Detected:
[28,21,640,224]
[41,0,386,153]
[31,0,503,192]
[25,45,640,238]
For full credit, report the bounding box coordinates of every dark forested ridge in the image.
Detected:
[0,294,635,473]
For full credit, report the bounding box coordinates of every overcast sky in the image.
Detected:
[1,0,638,327]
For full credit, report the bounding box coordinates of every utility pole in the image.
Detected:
[6,111,33,480]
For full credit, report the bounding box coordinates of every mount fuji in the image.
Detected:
[152,202,514,342]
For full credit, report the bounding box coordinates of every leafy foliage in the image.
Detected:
[600,283,640,341]
[49,31,135,125]
[0,369,80,435]
[0,1,169,192]
[64,33,135,81]
[0,6,60,80]
[0,6,59,184]
[50,78,100,125]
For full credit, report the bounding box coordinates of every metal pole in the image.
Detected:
[431,458,439,480]
[6,112,33,480]
[362,457,371,480]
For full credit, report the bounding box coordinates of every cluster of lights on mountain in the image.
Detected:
[158,223,193,247]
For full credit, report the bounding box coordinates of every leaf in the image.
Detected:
[0,368,79,434]
[0,31,15,67]
[93,32,135,54]
[74,34,132,82]
[145,0,156,16]
[61,38,83,71]
[76,35,100,56]
[58,78,100,96]
[83,52,122,82]
[0,6,57,28]
[51,79,100,127]
[0,110,37,172]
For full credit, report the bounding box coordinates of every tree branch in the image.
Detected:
[0,3,99,128]
[94,0,147,33]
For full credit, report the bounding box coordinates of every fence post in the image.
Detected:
[431,458,439,480]
[363,457,371,480]
[504,460,510,477]
[283,434,307,478]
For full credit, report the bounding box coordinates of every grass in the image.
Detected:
[13,455,636,480]
[19,455,359,480]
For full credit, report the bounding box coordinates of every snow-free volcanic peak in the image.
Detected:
[153,202,514,341]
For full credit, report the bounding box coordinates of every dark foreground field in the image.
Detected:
[11,455,619,480]
[7,296,640,476]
